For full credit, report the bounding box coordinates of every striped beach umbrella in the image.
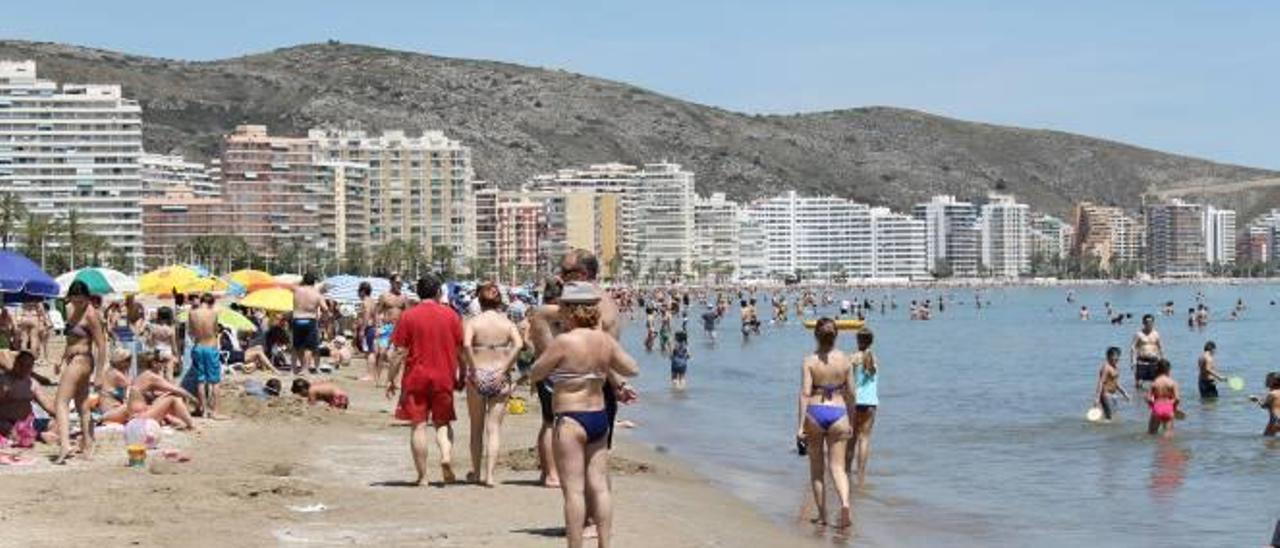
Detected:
[55,267,139,296]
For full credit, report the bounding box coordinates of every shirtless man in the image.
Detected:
[1131,314,1164,390]
[188,294,225,419]
[377,273,409,376]
[463,282,523,486]
[291,273,327,375]
[1094,347,1130,420]
[0,351,55,449]
[1197,341,1226,399]
[357,282,381,385]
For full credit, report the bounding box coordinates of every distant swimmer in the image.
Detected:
[1248,373,1280,436]
[1131,314,1164,390]
[701,305,719,341]
[1197,341,1226,400]
[1080,306,1090,321]
[1094,347,1130,420]
[670,331,690,390]
[796,318,854,529]
[1146,359,1180,437]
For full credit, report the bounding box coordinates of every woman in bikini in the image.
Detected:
[796,317,856,528]
[530,282,639,548]
[1147,359,1180,437]
[145,307,179,381]
[53,280,109,464]
[462,283,524,487]
[99,352,196,430]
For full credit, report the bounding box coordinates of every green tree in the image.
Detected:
[0,192,27,250]
[432,245,455,279]
[22,213,63,270]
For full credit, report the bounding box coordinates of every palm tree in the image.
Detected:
[22,213,63,269]
[81,234,112,267]
[0,192,27,250]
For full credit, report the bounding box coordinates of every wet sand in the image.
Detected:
[0,349,809,547]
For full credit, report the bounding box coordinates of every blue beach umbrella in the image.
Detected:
[0,250,60,301]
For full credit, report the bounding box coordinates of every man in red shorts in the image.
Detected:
[385,274,464,486]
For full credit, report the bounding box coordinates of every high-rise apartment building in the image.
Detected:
[869,207,927,279]
[1146,200,1205,277]
[737,212,767,281]
[315,161,370,260]
[1029,213,1071,262]
[1202,205,1236,267]
[139,187,226,268]
[220,125,325,256]
[310,129,475,269]
[694,193,741,281]
[1071,202,1143,273]
[140,153,218,198]
[746,191,872,279]
[913,195,979,277]
[495,198,543,282]
[979,194,1030,278]
[0,60,145,268]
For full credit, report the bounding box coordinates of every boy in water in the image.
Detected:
[1146,359,1179,436]
[1248,373,1280,436]
[291,378,349,410]
[670,331,690,390]
[1197,341,1226,399]
[1094,347,1130,420]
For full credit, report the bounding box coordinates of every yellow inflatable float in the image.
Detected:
[802,319,866,330]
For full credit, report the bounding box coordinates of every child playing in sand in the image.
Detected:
[1249,373,1280,436]
[670,331,690,390]
[290,378,349,410]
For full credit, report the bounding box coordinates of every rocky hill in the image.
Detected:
[2,40,1274,219]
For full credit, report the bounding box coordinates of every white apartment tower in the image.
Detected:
[736,211,767,281]
[140,153,218,197]
[310,129,475,269]
[1202,205,1236,267]
[746,191,872,280]
[633,163,696,278]
[913,195,980,277]
[0,60,145,267]
[869,207,927,279]
[694,193,741,281]
[979,194,1031,278]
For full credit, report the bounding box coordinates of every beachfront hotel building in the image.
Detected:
[746,191,872,280]
[1202,205,1236,267]
[0,60,145,269]
[978,194,1031,278]
[869,207,927,279]
[139,186,228,268]
[1242,209,1280,263]
[495,197,543,282]
[1071,202,1144,273]
[219,125,326,257]
[1029,213,1072,261]
[528,162,696,278]
[913,195,979,277]
[310,129,475,270]
[140,153,219,198]
[315,161,371,260]
[736,212,768,281]
[1146,200,1205,277]
[694,193,741,281]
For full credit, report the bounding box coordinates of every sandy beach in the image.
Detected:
[0,349,810,548]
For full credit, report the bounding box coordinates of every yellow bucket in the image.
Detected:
[507,396,528,415]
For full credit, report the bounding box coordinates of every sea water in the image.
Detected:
[621,284,1280,547]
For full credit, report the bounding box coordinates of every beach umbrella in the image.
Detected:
[225,269,272,289]
[178,306,258,333]
[323,274,392,304]
[240,287,293,312]
[138,265,200,296]
[55,267,138,296]
[176,276,230,294]
[274,273,303,285]
[0,250,60,301]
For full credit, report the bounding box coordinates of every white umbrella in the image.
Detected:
[55,267,139,296]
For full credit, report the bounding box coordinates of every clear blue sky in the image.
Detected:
[6,0,1277,169]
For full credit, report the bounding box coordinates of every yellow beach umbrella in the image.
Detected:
[178,306,258,332]
[240,287,293,312]
[177,276,230,294]
[225,269,273,287]
[137,265,199,296]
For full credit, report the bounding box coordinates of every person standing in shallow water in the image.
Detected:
[848,328,878,487]
[1131,314,1163,391]
[1147,359,1180,437]
[1094,347,1129,420]
[796,318,855,529]
[1197,341,1226,400]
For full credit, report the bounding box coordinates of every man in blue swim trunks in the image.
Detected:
[291,273,327,375]
[189,294,226,419]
